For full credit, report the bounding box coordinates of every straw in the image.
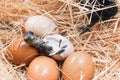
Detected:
[0,0,120,80]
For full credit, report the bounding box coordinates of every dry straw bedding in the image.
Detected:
[0,0,120,80]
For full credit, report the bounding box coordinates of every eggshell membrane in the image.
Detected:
[25,15,58,37]
[7,37,39,65]
[43,34,74,60]
[27,56,59,80]
[62,51,94,80]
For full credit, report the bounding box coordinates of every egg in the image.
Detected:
[7,37,39,65]
[62,51,94,80]
[27,56,59,80]
[25,15,58,37]
[43,34,74,61]
[31,0,63,11]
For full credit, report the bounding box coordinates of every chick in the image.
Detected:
[24,31,53,56]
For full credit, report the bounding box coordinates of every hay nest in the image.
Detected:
[0,0,120,80]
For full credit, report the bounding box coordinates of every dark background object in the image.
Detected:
[79,0,118,35]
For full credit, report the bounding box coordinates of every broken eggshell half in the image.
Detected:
[43,34,74,61]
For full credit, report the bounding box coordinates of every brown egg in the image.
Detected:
[62,51,94,80]
[27,56,59,80]
[7,37,39,65]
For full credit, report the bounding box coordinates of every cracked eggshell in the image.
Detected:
[25,15,58,37]
[43,34,74,61]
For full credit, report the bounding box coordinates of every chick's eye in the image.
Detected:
[27,31,34,35]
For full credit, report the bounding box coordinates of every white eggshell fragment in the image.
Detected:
[25,15,58,37]
[43,34,74,60]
